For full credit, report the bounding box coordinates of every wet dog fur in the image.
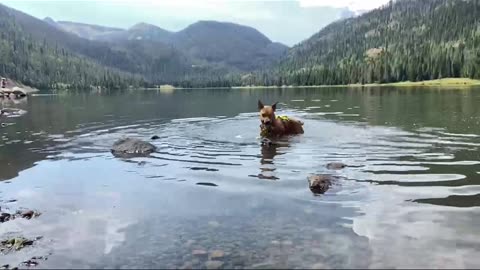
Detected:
[258,100,304,138]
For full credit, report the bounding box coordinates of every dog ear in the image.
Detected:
[258,100,264,110]
[272,102,278,111]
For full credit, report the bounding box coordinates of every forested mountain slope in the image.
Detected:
[0,4,145,89]
[251,0,480,86]
[53,19,289,71]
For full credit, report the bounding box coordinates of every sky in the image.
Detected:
[0,0,389,46]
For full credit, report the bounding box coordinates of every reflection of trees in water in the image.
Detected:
[0,141,51,181]
[295,87,480,134]
[0,97,37,181]
[356,87,480,132]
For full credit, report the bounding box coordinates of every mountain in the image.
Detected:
[1,4,220,85]
[54,19,289,71]
[0,4,145,89]
[172,20,288,70]
[249,0,480,86]
[0,3,248,88]
[98,22,173,43]
[43,17,58,27]
[53,21,174,43]
[1,4,147,75]
[53,20,124,40]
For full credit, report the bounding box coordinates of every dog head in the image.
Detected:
[258,100,278,127]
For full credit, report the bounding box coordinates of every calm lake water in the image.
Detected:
[1,87,480,268]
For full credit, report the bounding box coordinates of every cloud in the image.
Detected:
[26,0,388,11]
[0,0,355,45]
[299,0,389,11]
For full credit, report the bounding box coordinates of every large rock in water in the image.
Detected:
[111,137,156,157]
[308,175,336,195]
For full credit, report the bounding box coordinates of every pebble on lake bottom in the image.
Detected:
[250,262,279,269]
[192,249,208,256]
[282,240,293,246]
[208,221,220,228]
[185,240,196,247]
[209,250,225,260]
[310,262,327,269]
[205,260,224,269]
[180,262,193,269]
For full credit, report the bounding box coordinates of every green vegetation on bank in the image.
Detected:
[155,78,480,90]
[240,78,480,89]
[367,78,480,87]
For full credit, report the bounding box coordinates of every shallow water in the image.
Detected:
[1,87,480,268]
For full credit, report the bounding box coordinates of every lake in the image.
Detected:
[1,87,480,268]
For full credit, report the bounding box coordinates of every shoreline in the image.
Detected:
[1,78,40,95]
[13,77,480,92]
[141,78,480,90]
[231,78,480,89]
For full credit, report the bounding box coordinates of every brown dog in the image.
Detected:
[258,100,304,138]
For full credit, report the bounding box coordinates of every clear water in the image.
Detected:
[1,87,480,268]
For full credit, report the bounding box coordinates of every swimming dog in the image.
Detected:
[258,100,304,138]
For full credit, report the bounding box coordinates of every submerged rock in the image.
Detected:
[19,210,41,220]
[308,175,336,195]
[208,221,220,228]
[311,262,327,269]
[205,260,224,269]
[0,213,11,223]
[180,262,194,270]
[21,260,38,267]
[151,135,160,140]
[0,209,40,223]
[20,210,34,219]
[0,237,34,252]
[209,250,225,260]
[326,162,347,170]
[251,262,279,269]
[111,137,156,157]
[192,249,208,257]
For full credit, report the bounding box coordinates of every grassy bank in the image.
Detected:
[365,78,480,87]
[231,78,480,89]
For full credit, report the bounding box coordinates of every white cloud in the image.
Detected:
[1,0,358,45]
[299,0,389,11]
[26,0,388,11]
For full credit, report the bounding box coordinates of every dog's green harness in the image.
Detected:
[260,115,292,137]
